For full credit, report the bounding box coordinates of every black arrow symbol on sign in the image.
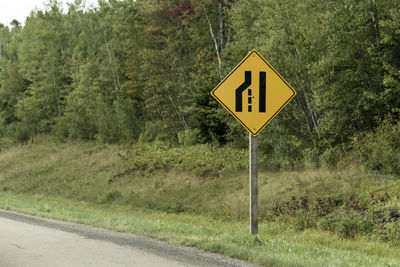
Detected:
[235,71,266,113]
[235,71,251,112]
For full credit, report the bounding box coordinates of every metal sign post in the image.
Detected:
[249,133,258,235]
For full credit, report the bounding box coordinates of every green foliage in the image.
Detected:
[3,192,400,267]
[4,122,32,142]
[0,137,14,151]
[15,3,69,134]
[101,190,122,203]
[0,0,400,173]
[3,142,400,251]
[269,190,400,243]
[178,129,201,146]
[353,120,400,175]
[303,148,320,168]
[0,62,27,131]
[138,121,174,144]
[380,5,400,116]
[320,147,342,168]
[319,210,378,239]
[124,143,247,177]
[227,0,400,164]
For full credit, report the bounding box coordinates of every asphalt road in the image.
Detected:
[0,209,259,267]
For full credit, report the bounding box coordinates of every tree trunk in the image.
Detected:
[371,0,380,46]
[104,38,122,100]
[168,94,189,131]
[203,6,222,79]
[219,0,225,51]
[285,9,320,137]
[295,98,313,135]
[53,74,61,117]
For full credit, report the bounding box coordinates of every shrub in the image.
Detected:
[5,122,32,142]
[126,143,247,177]
[319,210,378,239]
[320,147,341,168]
[303,147,320,168]
[101,190,122,203]
[291,211,318,231]
[353,120,400,175]
[139,121,177,144]
[0,137,14,151]
[178,129,201,146]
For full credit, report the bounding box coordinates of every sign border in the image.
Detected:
[211,49,296,136]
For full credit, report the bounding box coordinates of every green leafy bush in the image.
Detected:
[320,147,341,168]
[353,120,400,175]
[101,190,122,203]
[139,121,177,144]
[5,122,32,142]
[303,148,320,168]
[0,138,14,151]
[125,143,247,177]
[319,210,380,239]
[178,129,201,146]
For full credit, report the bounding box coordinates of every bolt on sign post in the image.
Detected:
[211,49,296,235]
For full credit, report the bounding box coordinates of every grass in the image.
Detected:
[0,141,390,218]
[1,141,400,266]
[0,192,399,267]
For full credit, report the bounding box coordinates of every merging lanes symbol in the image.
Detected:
[235,71,266,113]
[211,49,296,136]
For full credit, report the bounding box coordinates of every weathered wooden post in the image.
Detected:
[249,133,258,235]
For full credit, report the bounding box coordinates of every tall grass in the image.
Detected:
[0,141,400,244]
[1,192,400,267]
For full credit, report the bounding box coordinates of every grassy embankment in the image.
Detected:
[1,141,400,266]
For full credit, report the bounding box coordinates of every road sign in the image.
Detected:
[211,49,296,136]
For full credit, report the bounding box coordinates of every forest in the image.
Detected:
[0,0,399,172]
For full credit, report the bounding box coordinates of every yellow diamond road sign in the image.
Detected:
[211,49,296,136]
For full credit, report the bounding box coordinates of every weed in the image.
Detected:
[101,190,122,203]
[168,199,185,214]
[353,120,400,175]
[2,142,400,245]
[2,192,400,266]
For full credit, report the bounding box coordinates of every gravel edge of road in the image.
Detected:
[0,209,262,267]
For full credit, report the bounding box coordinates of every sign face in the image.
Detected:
[211,49,296,136]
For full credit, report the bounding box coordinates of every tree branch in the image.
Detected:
[203,6,222,79]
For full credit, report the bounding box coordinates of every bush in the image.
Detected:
[139,121,177,144]
[125,143,247,177]
[0,137,14,151]
[291,211,318,231]
[5,122,32,142]
[303,147,320,168]
[319,210,378,239]
[101,190,122,203]
[320,147,341,168]
[353,120,400,175]
[178,129,201,146]
[52,111,96,141]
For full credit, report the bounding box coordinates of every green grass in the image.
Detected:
[0,141,391,218]
[1,141,400,266]
[0,192,399,267]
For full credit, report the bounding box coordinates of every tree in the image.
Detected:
[16,1,70,133]
[380,1,400,119]
[0,63,27,129]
